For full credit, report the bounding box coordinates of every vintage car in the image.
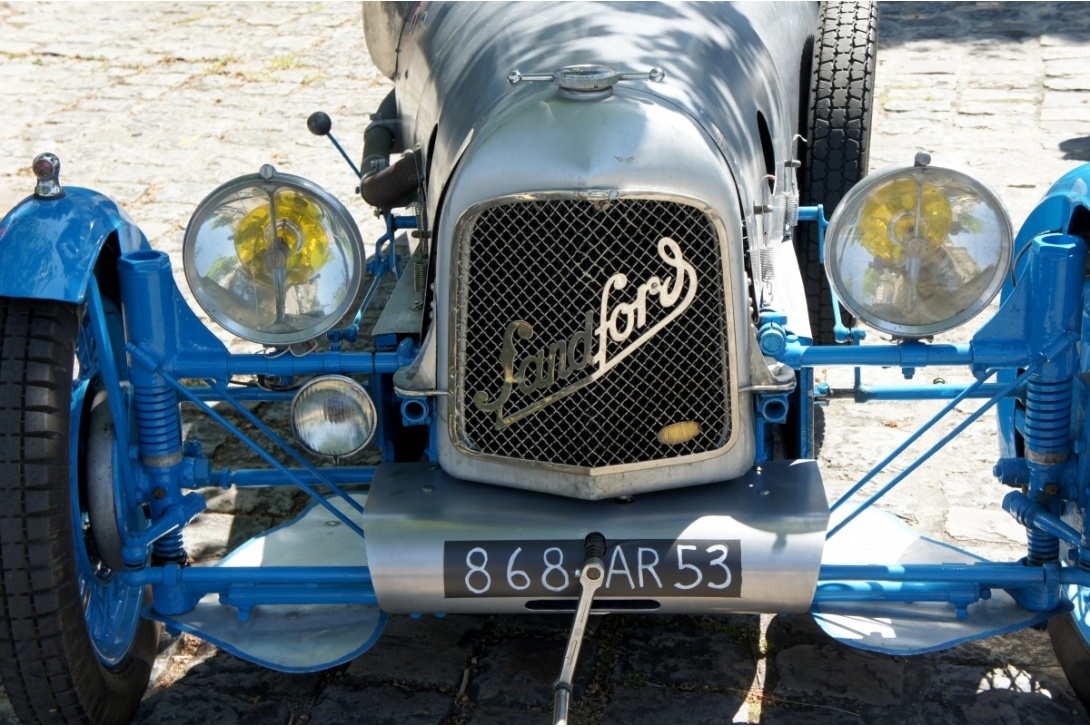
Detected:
[0,1,1088,723]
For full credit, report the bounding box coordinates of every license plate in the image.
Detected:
[443,539,742,598]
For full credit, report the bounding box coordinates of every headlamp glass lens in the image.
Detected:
[234,189,334,287]
[826,164,1012,337]
[291,376,376,458]
[184,171,364,345]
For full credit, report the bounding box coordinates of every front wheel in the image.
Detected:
[1050,606,1090,710]
[0,298,157,723]
[1049,501,1090,710]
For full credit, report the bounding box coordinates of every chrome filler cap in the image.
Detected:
[508,64,665,99]
[32,153,63,199]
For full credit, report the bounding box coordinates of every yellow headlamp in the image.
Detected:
[825,160,1013,338]
[858,178,952,265]
[234,189,334,287]
[183,166,364,345]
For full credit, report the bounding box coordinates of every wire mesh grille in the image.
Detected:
[454,198,732,468]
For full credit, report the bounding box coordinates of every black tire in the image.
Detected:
[797,1,878,344]
[0,298,157,724]
[1049,611,1090,710]
[782,382,827,459]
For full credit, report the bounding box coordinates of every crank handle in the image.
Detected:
[553,533,606,725]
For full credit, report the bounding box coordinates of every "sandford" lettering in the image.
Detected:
[472,237,698,428]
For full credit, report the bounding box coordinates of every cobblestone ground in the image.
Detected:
[1,2,1089,724]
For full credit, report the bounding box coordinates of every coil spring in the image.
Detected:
[785,196,799,227]
[153,531,187,564]
[760,246,775,284]
[1027,528,1060,566]
[414,255,428,294]
[133,384,181,460]
[1023,377,1071,565]
[1023,378,1073,456]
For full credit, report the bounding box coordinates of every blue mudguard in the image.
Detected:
[0,187,150,303]
[997,163,1090,459]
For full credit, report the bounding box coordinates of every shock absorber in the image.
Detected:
[1019,233,1086,566]
[134,383,187,564]
[118,251,188,567]
[1023,377,1071,564]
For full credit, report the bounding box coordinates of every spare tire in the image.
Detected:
[796,1,878,344]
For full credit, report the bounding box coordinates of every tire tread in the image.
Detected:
[0,298,154,724]
[798,1,877,344]
[1049,613,1090,710]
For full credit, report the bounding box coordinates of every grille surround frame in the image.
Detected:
[446,190,743,480]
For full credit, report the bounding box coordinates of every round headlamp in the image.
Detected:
[291,376,376,458]
[183,165,364,345]
[825,162,1013,338]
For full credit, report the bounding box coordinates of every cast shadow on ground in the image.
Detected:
[879,3,1090,47]
[138,611,766,725]
[1060,136,1090,162]
[758,613,1089,724]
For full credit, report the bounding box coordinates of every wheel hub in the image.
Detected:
[86,394,126,573]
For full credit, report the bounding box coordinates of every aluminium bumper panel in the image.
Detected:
[364,460,828,614]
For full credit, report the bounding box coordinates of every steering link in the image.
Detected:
[553,532,606,725]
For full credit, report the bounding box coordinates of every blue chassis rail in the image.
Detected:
[78,175,1090,627]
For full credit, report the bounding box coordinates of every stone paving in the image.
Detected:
[1,1,1089,724]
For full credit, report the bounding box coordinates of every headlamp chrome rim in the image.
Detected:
[290,375,377,459]
[824,162,1013,338]
[183,167,365,346]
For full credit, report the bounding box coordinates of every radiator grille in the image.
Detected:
[453,197,732,468]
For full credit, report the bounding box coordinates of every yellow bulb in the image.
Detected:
[234,189,333,286]
[858,178,952,264]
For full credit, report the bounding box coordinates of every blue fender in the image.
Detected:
[997,162,1090,459]
[1017,164,1090,245]
[0,187,150,303]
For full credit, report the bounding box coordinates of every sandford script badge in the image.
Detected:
[473,237,698,428]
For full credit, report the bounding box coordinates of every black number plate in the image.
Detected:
[443,539,742,598]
